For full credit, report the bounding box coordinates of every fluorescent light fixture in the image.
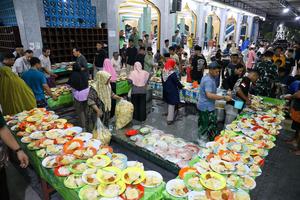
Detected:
[63,0,67,2]
[283,8,290,13]
[296,16,300,20]
[194,0,265,20]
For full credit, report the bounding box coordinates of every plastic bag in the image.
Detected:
[115,100,134,130]
[92,118,111,145]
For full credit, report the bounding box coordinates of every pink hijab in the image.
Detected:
[129,62,150,87]
[103,58,117,82]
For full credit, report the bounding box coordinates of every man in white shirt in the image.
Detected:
[162,39,169,55]
[257,43,266,55]
[39,48,57,87]
[111,52,122,74]
[12,49,33,75]
[39,48,55,78]
[13,44,24,59]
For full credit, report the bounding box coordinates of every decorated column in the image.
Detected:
[253,19,259,43]
[119,15,125,31]
[219,8,227,48]
[235,13,242,45]
[138,14,144,35]
[247,16,254,41]
[180,17,185,34]
[206,15,213,41]
[198,3,207,47]
[174,13,178,32]
[143,6,151,34]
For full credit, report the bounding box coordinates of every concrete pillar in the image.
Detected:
[219,8,227,48]
[191,15,195,34]
[158,0,173,50]
[197,4,207,47]
[206,15,213,41]
[235,13,242,45]
[138,14,144,35]
[92,0,108,27]
[119,15,125,31]
[247,16,254,41]
[180,17,185,34]
[37,0,46,27]
[13,0,44,56]
[143,6,151,34]
[253,21,259,43]
[174,13,178,32]
[106,0,120,57]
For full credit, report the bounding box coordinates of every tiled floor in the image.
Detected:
[6,99,300,200]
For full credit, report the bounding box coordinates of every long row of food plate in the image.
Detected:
[5,108,166,200]
[114,96,285,200]
[4,95,285,200]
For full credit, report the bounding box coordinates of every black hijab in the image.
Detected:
[67,63,89,91]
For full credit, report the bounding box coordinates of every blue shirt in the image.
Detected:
[197,74,217,112]
[22,68,47,101]
[289,80,300,94]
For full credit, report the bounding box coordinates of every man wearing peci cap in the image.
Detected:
[197,61,232,142]
[253,50,278,97]
[223,51,240,81]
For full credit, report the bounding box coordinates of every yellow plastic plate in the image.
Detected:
[96,167,122,184]
[121,167,145,185]
[200,171,226,191]
[97,181,126,198]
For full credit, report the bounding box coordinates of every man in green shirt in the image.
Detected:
[129,27,140,49]
[252,50,278,97]
[144,47,155,73]
[0,111,29,199]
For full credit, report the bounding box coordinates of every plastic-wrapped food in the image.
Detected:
[93,118,111,145]
[115,100,134,130]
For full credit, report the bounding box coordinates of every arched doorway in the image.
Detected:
[225,17,236,44]
[176,3,197,35]
[204,13,221,48]
[118,0,161,50]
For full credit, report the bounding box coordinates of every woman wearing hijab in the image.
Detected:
[128,62,150,122]
[67,63,89,129]
[86,71,122,131]
[0,53,36,115]
[103,58,118,117]
[162,59,183,125]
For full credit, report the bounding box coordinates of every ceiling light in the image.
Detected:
[296,16,300,20]
[283,8,290,13]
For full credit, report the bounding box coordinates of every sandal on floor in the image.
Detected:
[167,121,173,125]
